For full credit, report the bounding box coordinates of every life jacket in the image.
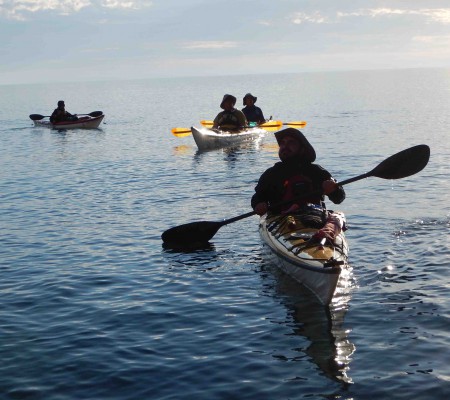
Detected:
[281,174,323,208]
[217,110,241,129]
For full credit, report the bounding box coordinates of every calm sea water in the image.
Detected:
[0,69,449,399]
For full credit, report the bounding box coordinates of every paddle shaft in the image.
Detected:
[172,121,282,137]
[220,167,398,227]
[221,173,370,226]
[161,144,430,244]
[29,111,103,121]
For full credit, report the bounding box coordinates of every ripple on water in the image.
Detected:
[1,74,450,399]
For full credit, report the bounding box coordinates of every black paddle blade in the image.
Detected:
[370,144,430,180]
[89,111,103,117]
[161,221,223,245]
[29,114,46,121]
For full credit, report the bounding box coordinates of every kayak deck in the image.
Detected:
[260,212,349,305]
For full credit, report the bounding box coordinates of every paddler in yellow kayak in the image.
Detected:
[241,92,265,125]
[251,128,346,244]
[212,94,248,131]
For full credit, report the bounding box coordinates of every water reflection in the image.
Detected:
[259,142,279,154]
[162,241,215,253]
[380,217,450,284]
[191,137,265,159]
[263,265,355,385]
[161,242,224,271]
[172,145,194,156]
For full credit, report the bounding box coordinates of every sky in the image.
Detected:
[1,0,450,84]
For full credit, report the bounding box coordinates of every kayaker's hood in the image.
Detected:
[220,94,237,109]
[275,128,316,163]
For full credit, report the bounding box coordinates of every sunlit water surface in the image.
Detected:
[1,69,449,399]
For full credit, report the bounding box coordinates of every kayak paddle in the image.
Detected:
[171,127,193,137]
[29,111,103,121]
[161,144,430,246]
[199,120,305,129]
[284,121,307,127]
[171,120,284,137]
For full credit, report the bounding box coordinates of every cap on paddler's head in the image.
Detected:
[275,128,316,162]
[220,94,237,109]
[243,93,257,105]
[57,100,65,106]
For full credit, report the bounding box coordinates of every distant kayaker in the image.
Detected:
[241,93,265,125]
[213,94,248,130]
[50,100,77,123]
[251,128,346,243]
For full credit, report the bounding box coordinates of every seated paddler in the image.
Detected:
[212,94,248,131]
[251,127,346,243]
[50,100,78,123]
[242,93,265,125]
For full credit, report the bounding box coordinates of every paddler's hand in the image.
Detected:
[322,179,338,195]
[254,202,268,216]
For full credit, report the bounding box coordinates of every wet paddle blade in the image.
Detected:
[260,120,282,127]
[171,127,192,137]
[260,120,283,131]
[161,220,223,245]
[87,111,103,117]
[284,121,307,127]
[200,120,214,127]
[370,144,430,180]
[29,114,47,121]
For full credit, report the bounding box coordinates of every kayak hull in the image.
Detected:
[33,115,104,129]
[259,213,349,305]
[191,126,266,151]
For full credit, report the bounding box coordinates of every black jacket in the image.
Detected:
[242,105,265,124]
[50,108,73,123]
[251,158,345,212]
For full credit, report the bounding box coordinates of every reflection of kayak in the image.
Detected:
[191,125,266,151]
[33,114,104,129]
[270,270,354,383]
[259,212,349,305]
[295,299,354,384]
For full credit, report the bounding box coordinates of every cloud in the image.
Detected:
[413,8,450,24]
[413,34,450,46]
[0,0,91,19]
[289,8,450,25]
[291,11,329,25]
[183,41,238,50]
[338,8,450,24]
[0,0,152,20]
[257,20,272,26]
[101,0,152,10]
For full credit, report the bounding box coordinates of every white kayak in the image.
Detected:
[259,212,349,305]
[191,125,266,151]
[33,114,104,129]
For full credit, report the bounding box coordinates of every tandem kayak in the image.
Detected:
[33,114,104,129]
[259,212,349,305]
[191,125,266,151]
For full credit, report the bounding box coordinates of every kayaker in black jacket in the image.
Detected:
[50,100,77,123]
[251,128,346,243]
[213,94,248,130]
[241,93,265,125]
